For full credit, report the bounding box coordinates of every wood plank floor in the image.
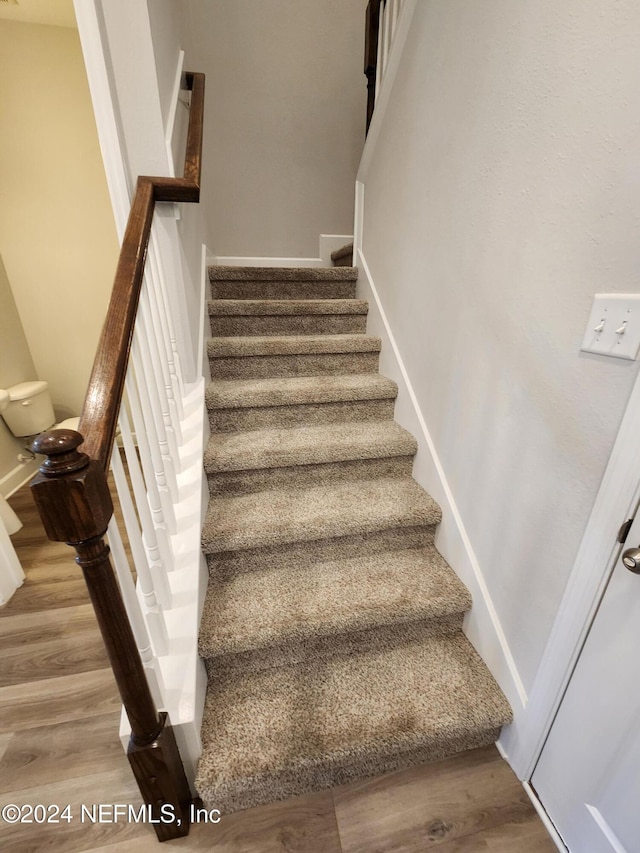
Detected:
[0,484,558,852]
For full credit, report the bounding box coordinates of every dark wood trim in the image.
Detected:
[78,72,205,471]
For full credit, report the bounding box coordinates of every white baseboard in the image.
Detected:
[523,783,567,851]
[208,234,354,270]
[211,255,324,268]
[0,457,41,499]
[356,248,527,728]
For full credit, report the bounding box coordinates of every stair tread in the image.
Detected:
[331,242,354,262]
[209,265,358,281]
[208,299,367,316]
[208,334,381,358]
[196,631,512,812]
[202,477,441,554]
[199,545,472,659]
[206,374,398,410]
[204,421,416,473]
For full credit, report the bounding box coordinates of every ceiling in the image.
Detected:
[0,0,76,29]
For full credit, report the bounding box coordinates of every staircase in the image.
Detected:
[195,265,511,813]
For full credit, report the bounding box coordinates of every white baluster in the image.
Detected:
[142,275,183,443]
[125,369,177,535]
[106,517,167,709]
[131,336,180,506]
[149,233,185,420]
[118,402,175,576]
[150,231,185,405]
[138,282,182,460]
[111,443,173,614]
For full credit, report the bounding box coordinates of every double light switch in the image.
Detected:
[581,294,640,361]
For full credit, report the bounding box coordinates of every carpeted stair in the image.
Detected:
[196,265,511,813]
[331,241,354,266]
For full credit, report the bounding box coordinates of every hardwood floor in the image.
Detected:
[0,484,558,852]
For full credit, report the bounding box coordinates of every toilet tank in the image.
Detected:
[2,381,56,437]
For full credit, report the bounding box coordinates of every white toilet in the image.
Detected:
[0,380,79,444]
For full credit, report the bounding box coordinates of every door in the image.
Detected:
[531,511,640,852]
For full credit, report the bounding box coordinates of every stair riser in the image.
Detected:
[202,617,465,678]
[208,398,396,433]
[209,352,379,380]
[211,281,357,300]
[206,525,435,579]
[332,254,353,267]
[210,314,367,337]
[207,455,414,497]
[197,726,503,814]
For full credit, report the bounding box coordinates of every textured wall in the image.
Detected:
[182,0,367,258]
[361,0,640,692]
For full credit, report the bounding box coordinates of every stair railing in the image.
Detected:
[365,0,406,131]
[30,72,205,843]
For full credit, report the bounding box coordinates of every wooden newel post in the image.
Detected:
[31,429,191,841]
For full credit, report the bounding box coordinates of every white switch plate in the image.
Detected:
[581,294,640,361]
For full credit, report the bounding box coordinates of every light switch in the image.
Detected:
[581,294,640,361]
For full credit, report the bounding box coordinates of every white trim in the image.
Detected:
[357,0,418,183]
[199,243,212,385]
[522,783,568,852]
[501,364,640,779]
[0,457,41,499]
[211,256,324,269]
[353,181,365,259]
[73,0,132,241]
[164,49,185,178]
[356,247,527,719]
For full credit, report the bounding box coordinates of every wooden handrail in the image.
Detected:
[79,71,205,471]
[30,71,205,842]
[365,0,383,132]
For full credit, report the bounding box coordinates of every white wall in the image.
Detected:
[359,0,640,694]
[181,0,367,258]
[0,19,118,420]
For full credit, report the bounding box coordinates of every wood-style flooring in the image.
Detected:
[0,483,558,852]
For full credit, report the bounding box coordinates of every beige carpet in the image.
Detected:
[197,266,511,813]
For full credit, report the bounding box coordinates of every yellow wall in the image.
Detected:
[0,19,118,421]
[0,254,37,488]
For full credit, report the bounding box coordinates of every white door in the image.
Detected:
[531,511,640,852]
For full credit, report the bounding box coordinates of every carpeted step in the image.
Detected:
[207,334,381,380]
[331,242,354,267]
[199,544,472,667]
[209,299,368,337]
[201,477,441,557]
[204,421,417,495]
[209,266,358,300]
[195,631,512,813]
[206,374,398,432]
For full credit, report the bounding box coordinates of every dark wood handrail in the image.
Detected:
[365,0,383,133]
[30,71,205,842]
[79,71,205,471]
